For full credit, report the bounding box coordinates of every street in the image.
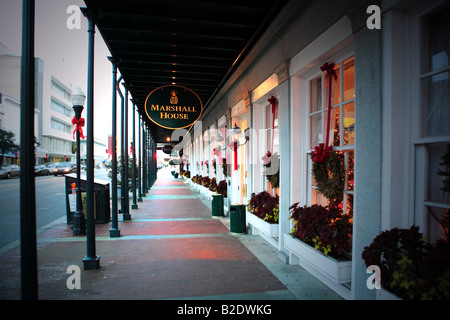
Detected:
[0,168,110,251]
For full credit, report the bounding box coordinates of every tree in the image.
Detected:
[0,128,19,163]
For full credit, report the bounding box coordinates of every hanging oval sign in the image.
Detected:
[145,85,203,130]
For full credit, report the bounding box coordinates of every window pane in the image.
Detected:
[324,107,340,147]
[421,7,450,137]
[343,58,355,101]
[325,65,340,106]
[426,205,448,243]
[310,77,322,113]
[346,150,355,191]
[311,188,326,206]
[343,102,355,145]
[345,193,354,216]
[427,6,450,73]
[427,142,450,205]
[309,113,321,149]
[421,75,450,137]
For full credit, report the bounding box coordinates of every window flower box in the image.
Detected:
[376,288,402,300]
[284,234,351,284]
[247,211,279,238]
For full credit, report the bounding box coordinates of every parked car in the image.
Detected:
[0,167,6,179]
[35,165,50,176]
[0,165,20,179]
[52,162,76,176]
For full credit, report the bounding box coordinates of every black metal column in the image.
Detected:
[152,138,157,184]
[108,56,120,238]
[122,83,131,220]
[73,102,85,236]
[146,131,151,190]
[137,114,143,202]
[81,8,100,270]
[131,100,138,209]
[20,0,37,300]
[142,125,148,194]
[117,76,125,213]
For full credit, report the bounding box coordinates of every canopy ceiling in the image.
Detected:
[83,0,287,146]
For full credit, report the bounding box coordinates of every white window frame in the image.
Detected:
[304,51,355,211]
[410,3,450,241]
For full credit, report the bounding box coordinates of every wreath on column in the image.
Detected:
[311,144,345,207]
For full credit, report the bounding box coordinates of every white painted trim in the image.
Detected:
[252,73,278,102]
[289,16,353,78]
[230,99,246,118]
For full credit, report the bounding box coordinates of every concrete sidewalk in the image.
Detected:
[0,169,341,300]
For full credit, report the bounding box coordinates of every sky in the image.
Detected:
[0,0,134,145]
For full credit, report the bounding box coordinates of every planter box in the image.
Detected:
[284,234,351,284]
[377,288,402,300]
[247,212,279,238]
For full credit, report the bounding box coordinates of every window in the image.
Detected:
[51,80,70,100]
[307,56,355,214]
[51,99,72,117]
[415,7,450,243]
[51,118,71,134]
[265,101,279,196]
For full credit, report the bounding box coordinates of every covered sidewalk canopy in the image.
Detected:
[83,0,287,145]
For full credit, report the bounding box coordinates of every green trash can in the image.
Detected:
[229,204,246,234]
[211,194,224,217]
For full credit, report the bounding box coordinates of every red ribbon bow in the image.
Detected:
[320,62,338,81]
[268,96,277,153]
[72,117,85,140]
[261,151,272,165]
[311,143,333,164]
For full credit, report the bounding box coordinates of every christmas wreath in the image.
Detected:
[262,151,279,189]
[311,143,345,207]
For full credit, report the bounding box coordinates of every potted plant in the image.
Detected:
[284,203,352,284]
[246,191,279,239]
[362,145,450,300]
[201,176,211,189]
[216,180,228,213]
[362,225,450,300]
[209,177,217,193]
[106,155,137,190]
[191,175,202,191]
[216,180,227,198]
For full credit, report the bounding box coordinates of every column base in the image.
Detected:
[131,204,138,209]
[109,228,121,238]
[123,213,132,220]
[83,256,100,270]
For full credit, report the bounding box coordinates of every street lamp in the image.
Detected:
[228,123,249,171]
[228,123,249,147]
[72,87,86,236]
